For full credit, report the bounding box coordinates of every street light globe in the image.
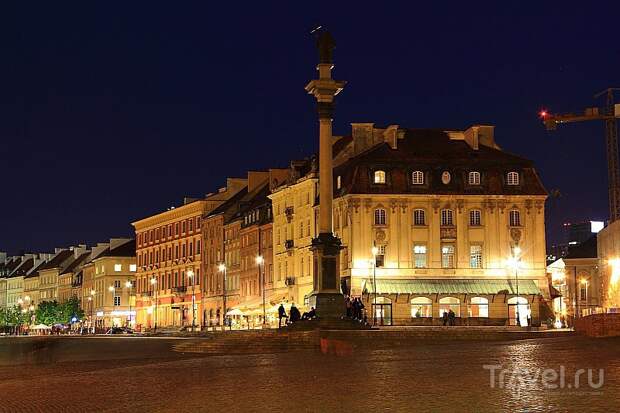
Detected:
[150,278,157,285]
[187,270,194,278]
[125,281,132,288]
[21,309,27,314]
[371,246,379,256]
[513,246,522,256]
[256,255,264,265]
[17,298,23,305]
[108,286,115,292]
[580,278,588,285]
[24,296,30,302]
[87,296,92,301]
[218,263,226,272]
[29,305,34,311]
[90,290,96,296]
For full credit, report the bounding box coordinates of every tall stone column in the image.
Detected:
[305,30,346,318]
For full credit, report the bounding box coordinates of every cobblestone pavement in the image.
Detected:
[0,336,619,412]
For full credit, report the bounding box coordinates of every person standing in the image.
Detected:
[442,310,449,326]
[278,304,288,328]
[448,309,456,326]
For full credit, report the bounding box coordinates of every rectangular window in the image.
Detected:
[375,245,386,268]
[414,244,427,268]
[113,296,121,306]
[470,245,483,268]
[114,280,121,288]
[441,245,455,268]
[182,221,186,233]
[580,285,587,301]
[114,264,122,272]
[374,209,387,225]
[509,210,521,227]
[469,210,481,226]
[129,264,137,272]
[441,209,453,226]
[413,209,426,226]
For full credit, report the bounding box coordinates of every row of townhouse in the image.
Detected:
[130,122,552,329]
[1,239,137,329]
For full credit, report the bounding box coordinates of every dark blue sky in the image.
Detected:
[2,2,619,255]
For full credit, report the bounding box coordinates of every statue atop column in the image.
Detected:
[316,30,336,64]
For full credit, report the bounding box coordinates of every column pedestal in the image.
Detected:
[308,233,344,319]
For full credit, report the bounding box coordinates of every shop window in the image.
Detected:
[411,297,432,318]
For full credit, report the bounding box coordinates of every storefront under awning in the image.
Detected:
[362,279,542,296]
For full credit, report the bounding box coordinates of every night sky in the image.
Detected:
[2,2,620,255]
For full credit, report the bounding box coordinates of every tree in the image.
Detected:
[64,296,85,323]
[35,301,62,325]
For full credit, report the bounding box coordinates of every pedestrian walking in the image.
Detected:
[448,309,456,326]
[442,310,448,326]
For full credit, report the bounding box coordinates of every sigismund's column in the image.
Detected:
[304,30,347,318]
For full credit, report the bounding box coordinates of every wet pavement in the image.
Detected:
[0,335,618,412]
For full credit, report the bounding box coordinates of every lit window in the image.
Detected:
[509,210,521,227]
[374,208,387,225]
[129,264,137,272]
[439,297,460,317]
[413,209,426,226]
[411,297,432,318]
[469,209,481,226]
[375,245,386,268]
[113,296,121,306]
[440,209,454,226]
[336,175,342,189]
[374,170,386,184]
[114,264,121,272]
[469,297,489,317]
[470,245,483,268]
[507,171,519,186]
[412,170,424,185]
[468,171,480,185]
[413,245,427,268]
[441,245,455,268]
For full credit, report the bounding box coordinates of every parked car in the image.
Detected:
[105,327,134,335]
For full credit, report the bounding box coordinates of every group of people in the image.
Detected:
[345,296,366,322]
[441,309,457,326]
[277,303,316,328]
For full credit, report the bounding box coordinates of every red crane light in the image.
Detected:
[539,109,548,119]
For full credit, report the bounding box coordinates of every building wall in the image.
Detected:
[133,201,205,330]
[92,256,136,328]
[597,220,620,309]
[203,214,225,326]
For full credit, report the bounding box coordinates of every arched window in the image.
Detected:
[469,209,481,226]
[507,296,530,326]
[440,209,454,226]
[374,208,387,225]
[412,170,424,185]
[413,209,426,226]
[439,297,460,317]
[469,297,489,317]
[374,170,386,184]
[509,210,521,227]
[507,171,519,186]
[468,171,481,185]
[411,297,432,318]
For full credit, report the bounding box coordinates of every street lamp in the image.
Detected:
[90,289,96,333]
[507,246,522,326]
[150,277,158,333]
[256,255,266,327]
[580,278,589,316]
[371,245,379,326]
[218,263,227,330]
[125,280,133,328]
[108,285,116,329]
[187,270,196,331]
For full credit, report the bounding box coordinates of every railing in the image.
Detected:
[440,227,457,240]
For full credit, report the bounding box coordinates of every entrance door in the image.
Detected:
[507,297,530,326]
[372,303,393,326]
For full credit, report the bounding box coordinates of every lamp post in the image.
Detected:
[371,246,379,326]
[150,277,158,333]
[90,289,96,333]
[580,278,589,316]
[508,246,522,326]
[188,270,196,331]
[108,285,116,329]
[218,263,227,330]
[125,281,133,328]
[256,255,266,327]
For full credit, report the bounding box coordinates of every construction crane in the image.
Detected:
[540,88,620,222]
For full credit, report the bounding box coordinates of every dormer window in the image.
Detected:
[507,171,519,186]
[441,171,451,185]
[412,170,424,185]
[468,171,481,185]
[336,175,342,189]
[374,170,386,184]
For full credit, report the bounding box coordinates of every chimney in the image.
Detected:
[477,125,496,148]
[268,168,289,191]
[247,171,269,193]
[463,126,479,150]
[383,125,399,150]
[351,123,375,155]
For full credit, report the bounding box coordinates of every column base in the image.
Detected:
[308,292,345,319]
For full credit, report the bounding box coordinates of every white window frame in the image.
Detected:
[509,210,521,227]
[469,209,482,226]
[470,244,483,268]
[468,171,481,185]
[507,171,519,186]
[413,244,427,268]
[413,209,426,226]
[114,264,122,272]
[441,244,455,268]
[440,209,454,226]
[374,208,387,226]
[412,170,424,185]
[129,264,137,272]
[374,170,386,184]
[113,296,121,306]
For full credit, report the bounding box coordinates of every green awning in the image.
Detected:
[362,279,541,295]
